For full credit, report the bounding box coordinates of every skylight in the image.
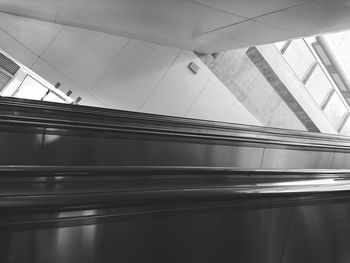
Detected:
[0,49,75,104]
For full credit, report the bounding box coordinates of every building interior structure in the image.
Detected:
[2,0,350,262]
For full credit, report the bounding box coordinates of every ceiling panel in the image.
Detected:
[0,0,245,46]
[94,39,180,111]
[256,0,350,37]
[191,0,312,19]
[177,20,297,53]
[1,0,350,53]
[41,26,129,90]
[0,28,38,67]
[208,20,297,46]
[0,12,62,55]
[60,0,245,34]
[173,33,246,54]
[0,0,58,21]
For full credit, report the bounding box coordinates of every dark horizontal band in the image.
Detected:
[1,97,350,151]
[1,166,350,209]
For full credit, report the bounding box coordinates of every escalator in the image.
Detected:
[1,97,350,263]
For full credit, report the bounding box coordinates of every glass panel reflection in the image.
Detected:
[14,76,48,100]
[305,65,333,106]
[0,50,74,105]
[274,41,286,52]
[283,39,315,79]
[323,93,348,129]
[44,92,66,103]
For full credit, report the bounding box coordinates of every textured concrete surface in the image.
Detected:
[256,45,337,134]
[246,46,319,132]
[200,48,307,131]
[200,44,338,134]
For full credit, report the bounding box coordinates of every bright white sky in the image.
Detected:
[325,31,350,76]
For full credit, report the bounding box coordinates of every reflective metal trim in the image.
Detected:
[0,97,350,151]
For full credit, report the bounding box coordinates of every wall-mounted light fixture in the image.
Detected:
[188,62,199,74]
[74,97,82,105]
[54,82,61,89]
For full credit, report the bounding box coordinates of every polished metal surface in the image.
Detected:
[1,97,350,169]
[2,166,350,262]
[2,166,350,216]
[2,98,350,262]
[283,201,350,263]
[331,152,350,169]
[1,206,291,263]
[261,148,334,169]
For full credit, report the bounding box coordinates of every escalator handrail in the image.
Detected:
[1,97,350,151]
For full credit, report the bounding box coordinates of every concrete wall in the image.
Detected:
[201,48,308,131]
[0,12,260,126]
[201,45,338,134]
[257,45,337,134]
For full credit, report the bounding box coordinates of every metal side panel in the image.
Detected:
[42,132,265,167]
[283,201,350,263]
[1,167,350,263]
[0,128,44,165]
[1,97,350,169]
[261,148,333,169]
[0,207,291,263]
[331,152,350,169]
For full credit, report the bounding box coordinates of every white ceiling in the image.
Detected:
[1,0,350,53]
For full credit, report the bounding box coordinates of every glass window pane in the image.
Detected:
[323,93,348,129]
[0,71,10,90]
[283,39,315,79]
[14,76,48,100]
[274,41,286,51]
[340,117,350,135]
[0,70,27,97]
[305,65,333,106]
[44,92,66,103]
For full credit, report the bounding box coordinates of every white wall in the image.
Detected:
[0,12,260,126]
